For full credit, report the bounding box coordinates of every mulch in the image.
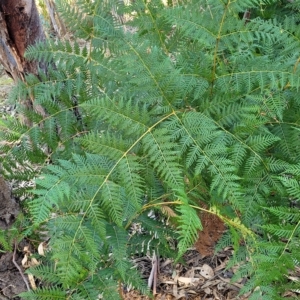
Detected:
[122,207,300,300]
[123,248,247,300]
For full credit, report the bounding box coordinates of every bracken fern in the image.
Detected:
[0,0,300,299]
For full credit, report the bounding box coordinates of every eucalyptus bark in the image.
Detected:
[0,0,45,223]
[0,0,45,82]
[45,0,66,37]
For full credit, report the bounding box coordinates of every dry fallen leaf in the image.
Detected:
[177,276,200,286]
[200,264,214,279]
[28,273,37,290]
[31,257,40,267]
[21,253,29,268]
[213,288,221,299]
[38,242,46,256]
[23,246,30,253]
[201,279,221,289]
[22,246,40,268]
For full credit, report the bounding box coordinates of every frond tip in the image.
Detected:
[176,199,202,256]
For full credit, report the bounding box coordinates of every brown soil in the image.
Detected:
[0,252,26,299]
[0,177,19,230]
[0,177,26,299]
[195,208,226,257]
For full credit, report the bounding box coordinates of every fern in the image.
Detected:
[1,0,300,298]
[20,287,66,300]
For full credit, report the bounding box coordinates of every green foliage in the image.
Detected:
[0,213,34,252]
[1,0,300,298]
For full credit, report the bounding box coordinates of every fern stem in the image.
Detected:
[279,219,300,259]
[138,199,255,241]
[124,194,173,230]
[141,201,182,211]
[145,2,169,55]
[210,1,229,95]
[189,204,255,240]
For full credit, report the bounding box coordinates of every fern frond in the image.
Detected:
[19,287,66,300]
[175,190,202,256]
[264,206,300,223]
[3,0,300,298]
[0,230,12,252]
[96,269,121,300]
[106,225,129,279]
[101,181,125,226]
[143,128,182,188]
[118,156,145,209]
[82,97,149,137]
[176,203,202,256]
[30,176,70,224]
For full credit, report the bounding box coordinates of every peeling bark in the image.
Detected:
[0,0,45,82]
[0,1,46,210]
[45,0,66,37]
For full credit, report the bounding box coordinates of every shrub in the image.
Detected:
[0,0,300,299]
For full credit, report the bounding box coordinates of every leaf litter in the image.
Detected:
[122,207,300,300]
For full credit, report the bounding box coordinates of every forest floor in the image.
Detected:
[0,72,299,300]
[0,71,26,300]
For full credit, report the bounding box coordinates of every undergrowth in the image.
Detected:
[0,0,300,299]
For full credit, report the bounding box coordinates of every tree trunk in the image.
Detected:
[0,0,45,82]
[45,0,66,37]
[0,0,45,228]
[0,4,47,297]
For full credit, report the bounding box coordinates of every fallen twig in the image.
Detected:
[12,240,30,291]
[148,251,158,295]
